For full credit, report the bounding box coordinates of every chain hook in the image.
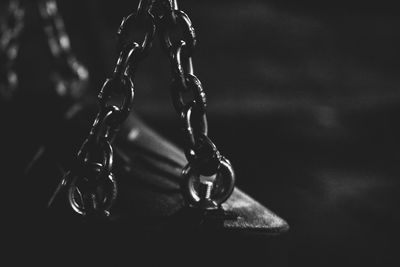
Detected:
[182,157,235,210]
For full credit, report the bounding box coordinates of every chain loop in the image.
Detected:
[117,10,156,59]
[168,40,194,94]
[182,157,235,209]
[68,162,118,217]
[77,137,114,177]
[89,105,122,144]
[98,43,139,124]
[98,76,133,124]
[182,102,208,148]
[171,73,206,115]
[159,9,196,56]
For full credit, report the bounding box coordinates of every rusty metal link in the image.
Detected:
[156,0,235,209]
[0,0,25,99]
[38,0,89,98]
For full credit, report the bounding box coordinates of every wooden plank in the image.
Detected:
[112,114,289,234]
[19,110,288,235]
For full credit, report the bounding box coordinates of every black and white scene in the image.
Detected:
[1,0,399,266]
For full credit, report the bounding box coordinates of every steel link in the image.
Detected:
[77,137,114,177]
[89,105,122,144]
[117,11,156,59]
[170,41,193,89]
[159,9,196,56]
[98,43,139,124]
[182,102,208,148]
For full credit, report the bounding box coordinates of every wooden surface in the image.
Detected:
[14,107,288,235]
[104,113,290,234]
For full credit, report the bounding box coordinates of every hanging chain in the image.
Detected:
[49,0,156,217]
[153,0,235,210]
[0,0,25,100]
[38,0,89,98]
[50,0,235,216]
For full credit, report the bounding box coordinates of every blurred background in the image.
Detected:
[2,0,400,266]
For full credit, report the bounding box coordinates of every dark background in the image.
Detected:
[4,0,400,266]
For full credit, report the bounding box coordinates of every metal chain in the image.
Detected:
[49,0,234,216]
[0,0,25,100]
[50,0,157,217]
[38,0,89,98]
[153,0,235,210]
